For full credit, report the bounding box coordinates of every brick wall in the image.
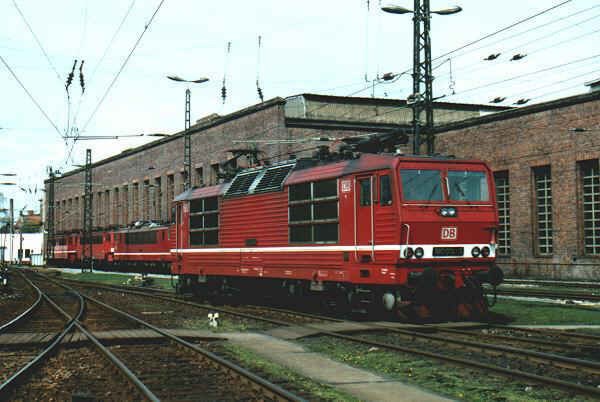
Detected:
[436,93,600,279]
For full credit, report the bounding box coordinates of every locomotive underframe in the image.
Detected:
[176,263,501,319]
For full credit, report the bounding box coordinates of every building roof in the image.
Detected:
[433,90,600,134]
[294,93,513,112]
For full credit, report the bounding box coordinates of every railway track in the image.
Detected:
[504,278,600,289]
[1,270,305,401]
[495,287,600,302]
[38,271,600,398]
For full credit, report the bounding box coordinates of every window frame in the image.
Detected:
[494,170,511,256]
[532,166,553,256]
[189,196,220,246]
[288,179,339,244]
[579,159,600,256]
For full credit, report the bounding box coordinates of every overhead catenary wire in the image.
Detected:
[72,0,137,129]
[441,3,600,66]
[364,0,577,102]
[11,0,62,82]
[436,14,600,82]
[81,0,167,133]
[0,54,63,139]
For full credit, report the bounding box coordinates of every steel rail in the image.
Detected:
[422,326,599,351]
[0,270,43,333]
[78,291,305,402]
[0,276,82,399]
[361,324,600,373]
[33,276,160,402]
[54,276,295,327]
[492,324,600,342]
[496,288,600,302]
[316,330,600,398]
[504,278,600,289]
[39,274,305,402]
[40,273,600,396]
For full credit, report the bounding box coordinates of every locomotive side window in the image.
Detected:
[289,179,338,243]
[447,171,489,201]
[125,231,157,244]
[400,169,443,201]
[380,175,392,206]
[189,196,219,246]
[359,179,371,206]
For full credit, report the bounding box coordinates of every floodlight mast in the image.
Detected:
[382,1,461,154]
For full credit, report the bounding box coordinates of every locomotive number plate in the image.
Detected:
[441,227,457,240]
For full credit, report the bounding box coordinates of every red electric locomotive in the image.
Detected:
[109,223,173,273]
[171,153,503,319]
[49,223,173,274]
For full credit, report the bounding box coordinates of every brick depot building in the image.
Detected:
[435,90,600,280]
[46,93,503,237]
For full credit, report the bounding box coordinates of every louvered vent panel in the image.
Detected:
[254,165,294,193]
[225,172,260,197]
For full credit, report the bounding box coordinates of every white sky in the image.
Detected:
[1,0,599,212]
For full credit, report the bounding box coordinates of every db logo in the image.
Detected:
[441,227,457,240]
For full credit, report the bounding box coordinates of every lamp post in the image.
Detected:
[382,2,461,155]
[167,75,209,191]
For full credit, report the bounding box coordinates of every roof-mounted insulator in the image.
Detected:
[484,53,500,61]
[510,53,527,61]
[513,98,530,105]
[79,60,85,94]
[490,97,506,103]
[65,59,77,92]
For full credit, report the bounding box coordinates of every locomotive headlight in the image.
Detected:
[481,246,491,257]
[404,247,414,258]
[414,247,424,259]
[439,207,457,217]
[471,246,481,257]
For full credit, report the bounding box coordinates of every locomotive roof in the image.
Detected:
[174,183,230,202]
[175,153,487,201]
[286,153,486,184]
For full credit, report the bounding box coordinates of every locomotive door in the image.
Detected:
[355,175,375,260]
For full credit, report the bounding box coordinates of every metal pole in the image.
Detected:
[9,199,13,264]
[422,0,435,154]
[45,168,55,264]
[411,0,435,155]
[83,149,93,272]
[18,210,23,265]
[184,88,191,191]
[412,0,422,155]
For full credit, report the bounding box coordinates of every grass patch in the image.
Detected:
[217,343,359,401]
[490,298,600,325]
[301,336,595,402]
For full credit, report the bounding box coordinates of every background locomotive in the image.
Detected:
[50,222,172,274]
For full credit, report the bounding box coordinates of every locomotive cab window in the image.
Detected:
[189,196,219,246]
[359,179,371,206]
[400,169,443,201]
[447,170,489,201]
[289,179,338,243]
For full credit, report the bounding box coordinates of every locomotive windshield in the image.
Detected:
[447,170,489,201]
[400,169,443,201]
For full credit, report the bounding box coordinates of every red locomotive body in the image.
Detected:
[49,225,173,274]
[109,224,173,273]
[172,154,503,319]
[52,234,80,266]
